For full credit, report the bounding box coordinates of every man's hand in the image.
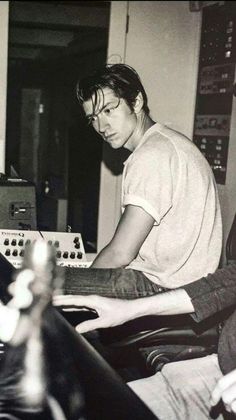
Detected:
[53,294,136,333]
[211,368,236,414]
[53,289,194,334]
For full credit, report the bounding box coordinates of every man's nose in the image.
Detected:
[97,115,109,134]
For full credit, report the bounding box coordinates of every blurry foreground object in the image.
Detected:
[0,240,86,420]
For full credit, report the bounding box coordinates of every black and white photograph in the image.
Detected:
[0,1,236,419]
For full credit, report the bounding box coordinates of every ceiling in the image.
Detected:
[8,1,111,62]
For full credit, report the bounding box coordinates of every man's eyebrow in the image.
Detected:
[86,100,115,118]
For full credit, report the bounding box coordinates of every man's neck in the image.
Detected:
[125,113,155,152]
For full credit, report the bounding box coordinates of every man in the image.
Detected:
[54,263,236,419]
[63,63,222,298]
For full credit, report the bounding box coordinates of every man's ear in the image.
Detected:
[133,92,144,114]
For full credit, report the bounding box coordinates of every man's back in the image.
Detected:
[124,123,222,287]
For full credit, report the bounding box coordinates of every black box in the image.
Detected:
[0,179,36,230]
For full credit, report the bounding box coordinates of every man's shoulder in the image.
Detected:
[139,126,175,153]
[151,125,210,163]
[141,124,194,150]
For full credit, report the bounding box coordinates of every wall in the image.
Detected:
[0,1,9,173]
[97,1,128,251]
[125,1,201,139]
[98,0,202,251]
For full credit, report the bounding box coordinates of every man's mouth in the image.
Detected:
[105,133,116,141]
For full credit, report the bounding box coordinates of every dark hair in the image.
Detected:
[76,64,150,115]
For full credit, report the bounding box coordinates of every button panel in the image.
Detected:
[193,4,236,185]
[0,229,89,268]
[194,114,230,136]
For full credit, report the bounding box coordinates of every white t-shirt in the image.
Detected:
[122,123,222,288]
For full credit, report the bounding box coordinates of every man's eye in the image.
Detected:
[87,115,97,125]
[104,107,114,115]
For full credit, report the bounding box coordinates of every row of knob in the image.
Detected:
[4,248,83,260]
[3,237,81,249]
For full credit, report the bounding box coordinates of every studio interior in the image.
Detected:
[0,1,236,419]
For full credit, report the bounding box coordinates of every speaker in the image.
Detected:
[0,179,37,230]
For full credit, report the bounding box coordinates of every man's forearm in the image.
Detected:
[126,288,195,321]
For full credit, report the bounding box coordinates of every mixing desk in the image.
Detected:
[0,229,90,268]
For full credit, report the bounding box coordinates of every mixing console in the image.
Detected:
[0,229,89,268]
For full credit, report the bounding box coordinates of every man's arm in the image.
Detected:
[91,204,155,268]
[53,289,194,333]
[182,264,236,321]
[54,264,236,333]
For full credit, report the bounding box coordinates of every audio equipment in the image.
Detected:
[0,178,36,230]
[0,229,89,269]
[193,3,236,184]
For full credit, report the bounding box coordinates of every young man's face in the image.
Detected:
[82,87,138,149]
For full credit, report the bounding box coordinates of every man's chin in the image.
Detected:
[108,141,121,149]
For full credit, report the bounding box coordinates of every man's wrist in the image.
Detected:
[126,294,163,320]
[126,289,194,320]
